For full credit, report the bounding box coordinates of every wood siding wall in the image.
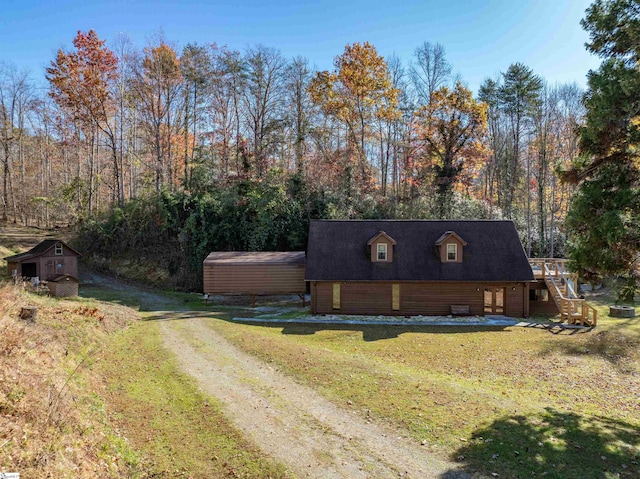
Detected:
[7,254,78,280]
[204,264,305,295]
[38,252,78,280]
[311,281,528,317]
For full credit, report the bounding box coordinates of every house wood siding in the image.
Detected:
[203,264,305,295]
[311,281,527,317]
[402,282,484,316]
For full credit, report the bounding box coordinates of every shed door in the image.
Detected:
[46,260,54,278]
[22,263,37,278]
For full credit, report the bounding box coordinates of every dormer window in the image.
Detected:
[435,231,467,263]
[55,243,63,255]
[367,230,397,263]
[446,243,457,261]
[377,243,387,261]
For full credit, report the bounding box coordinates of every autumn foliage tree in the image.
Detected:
[414,82,488,218]
[131,41,183,191]
[4,32,593,270]
[308,42,399,196]
[46,30,123,206]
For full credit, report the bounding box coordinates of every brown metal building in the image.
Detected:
[203,251,306,296]
[305,220,536,317]
[5,239,80,281]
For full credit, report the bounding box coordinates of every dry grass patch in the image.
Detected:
[0,282,138,478]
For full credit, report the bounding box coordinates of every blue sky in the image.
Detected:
[0,0,601,94]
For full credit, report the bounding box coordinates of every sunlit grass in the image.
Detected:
[204,310,640,479]
[94,321,292,478]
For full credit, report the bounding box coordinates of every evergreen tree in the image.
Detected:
[564,0,640,301]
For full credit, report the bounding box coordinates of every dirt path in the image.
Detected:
[154,314,470,479]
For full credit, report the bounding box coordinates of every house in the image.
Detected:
[201,220,594,323]
[203,251,306,298]
[304,220,537,317]
[5,239,81,282]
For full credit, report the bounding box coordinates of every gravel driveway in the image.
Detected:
[156,314,472,479]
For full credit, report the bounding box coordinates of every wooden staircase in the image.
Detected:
[529,259,597,327]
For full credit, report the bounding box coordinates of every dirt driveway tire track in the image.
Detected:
[157,315,471,479]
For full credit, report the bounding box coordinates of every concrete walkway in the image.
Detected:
[232,314,522,327]
[231,313,592,329]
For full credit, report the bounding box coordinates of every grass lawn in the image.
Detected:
[92,320,292,479]
[78,271,639,479]
[197,288,639,479]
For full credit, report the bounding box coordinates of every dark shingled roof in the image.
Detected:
[305,220,534,282]
[4,239,81,262]
[204,251,305,266]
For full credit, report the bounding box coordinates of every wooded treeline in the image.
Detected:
[1,31,584,283]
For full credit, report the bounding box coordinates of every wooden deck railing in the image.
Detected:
[529,258,569,278]
[528,258,597,327]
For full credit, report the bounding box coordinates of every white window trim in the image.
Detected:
[446,243,457,261]
[377,243,387,261]
[55,243,63,255]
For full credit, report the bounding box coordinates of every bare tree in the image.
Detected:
[243,45,286,177]
[285,56,312,175]
[0,64,32,222]
[409,42,452,106]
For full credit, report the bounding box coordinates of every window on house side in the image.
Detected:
[332,283,341,309]
[392,284,400,311]
[446,243,457,261]
[377,243,387,261]
[55,244,63,255]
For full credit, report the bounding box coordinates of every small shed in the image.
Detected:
[203,251,306,296]
[47,274,79,297]
[5,239,81,281]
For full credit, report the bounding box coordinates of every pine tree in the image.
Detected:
[564,0,640,302]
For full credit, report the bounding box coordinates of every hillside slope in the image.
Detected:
[0,283,139,477]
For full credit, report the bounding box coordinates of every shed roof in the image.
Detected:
[204,251,306,266]
[4,239,81,262]
[305,220,534,282]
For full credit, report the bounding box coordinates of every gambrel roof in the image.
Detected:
[305,220,534,282]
